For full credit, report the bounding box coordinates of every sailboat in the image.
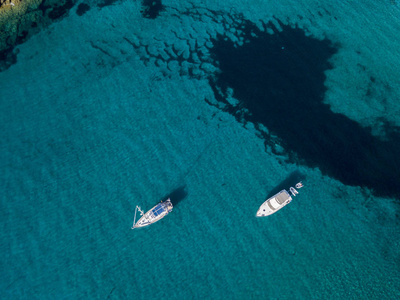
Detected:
[131,198,173,229]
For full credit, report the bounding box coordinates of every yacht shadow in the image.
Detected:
[266,170,306,199]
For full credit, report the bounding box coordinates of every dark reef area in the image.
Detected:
[130,7,400,199]
[76,3,90,16]
[206,16,400,199]
[141,0,165,19]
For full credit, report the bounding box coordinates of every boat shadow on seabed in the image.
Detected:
[265,170,306,199]
[160,185,188,207]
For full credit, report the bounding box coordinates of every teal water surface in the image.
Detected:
[1,1,400,299]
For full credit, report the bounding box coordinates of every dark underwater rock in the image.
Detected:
[76,3,90,16]
[141,0,164,19]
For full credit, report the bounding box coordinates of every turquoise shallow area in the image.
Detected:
[1,1,400,299]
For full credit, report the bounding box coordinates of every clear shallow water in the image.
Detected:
[1,1,400,299]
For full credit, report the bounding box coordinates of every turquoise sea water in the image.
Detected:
[1,1,400,299]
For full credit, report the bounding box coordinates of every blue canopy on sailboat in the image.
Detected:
[152,204,165,216]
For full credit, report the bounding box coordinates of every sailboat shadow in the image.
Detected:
[159,185,188,207]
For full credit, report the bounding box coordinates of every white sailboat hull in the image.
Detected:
[132,199,173,229]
